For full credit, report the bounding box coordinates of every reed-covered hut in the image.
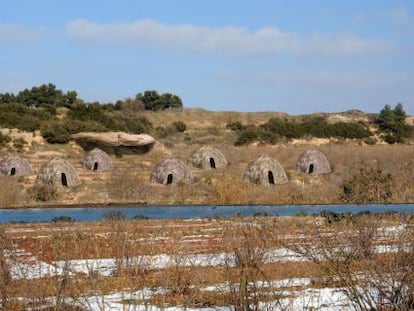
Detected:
[83,148,114,171]
[150,158,193,185]
[188,145,228,169]
[296,149,331,175]
[0,154,32,176]
[36,158,81,188]
[243,155,288,186]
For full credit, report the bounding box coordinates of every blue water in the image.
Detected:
[0,204,414,223]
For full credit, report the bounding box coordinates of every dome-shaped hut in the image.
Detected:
[0,154,32,176]
[83,148,114,171]
[243,155,288,186]
[36,158,81,188]
[296,149,331,175]
[150,158,193,185]
[188,145,228,169]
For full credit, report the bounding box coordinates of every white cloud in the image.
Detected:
[65,19,393,58]
[0,23,46,43]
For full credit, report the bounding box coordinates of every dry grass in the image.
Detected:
[0,109,413,208]
[1,214,413,310]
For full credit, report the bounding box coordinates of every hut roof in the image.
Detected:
[150,158,193,185]
[296,149,331,175]
[243,155,288,186]
[36,158,81,188]
[188,145,228,169]
[0,154,32,176]
[83,148,114,171]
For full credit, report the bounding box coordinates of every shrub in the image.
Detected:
[226,121,245,131]
[234,117,372,145]
[41,121,71,144]
[341,167,393,204]
[171,121,187,132]
[0,132,11,148]
[102,210,127,221]
[51,216,75,223]
[32,182,59,201]
[234,127,261,146]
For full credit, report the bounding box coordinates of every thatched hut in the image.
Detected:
[296,149,331,175]
[0,154,32,176]
[243,155,288,186]
[188,145,228,169]
[83,148,114,171]
[150,158,193,185]
[36,158,81,188]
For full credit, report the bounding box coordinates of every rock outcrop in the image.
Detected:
[71,132,155,155]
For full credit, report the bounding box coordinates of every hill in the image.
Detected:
[0,107,413,208]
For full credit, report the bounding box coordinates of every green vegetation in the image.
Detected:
[375,103,413,143]
[0,83,77,108]
[0,83,165,144]
[232,116,372,145]
[135,90,183,111]
[0,83,413,148]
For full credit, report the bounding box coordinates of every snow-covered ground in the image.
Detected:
[4,222,410,310]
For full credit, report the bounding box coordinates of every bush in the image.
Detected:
[41,121,71,144]
[341,168,393,204]
[234,117,372,145]
[171,121,187,132]
[51,216,75,223]
[234,127,262,146]
[32,182,59,201]
[0,132,11,148]
[0,102,54,131]
[226,121,245,131]
[102,210,127,221]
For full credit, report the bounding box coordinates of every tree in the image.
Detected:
[0,93,16,104]
[376,103,413,143]
[135,90,183,111]
[160,93,183,109]
[135,90,161,111]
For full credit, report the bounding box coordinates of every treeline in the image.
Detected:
[228,103,413,145]
[0,83,183,143]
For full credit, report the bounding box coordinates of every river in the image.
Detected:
[1,204,414,223]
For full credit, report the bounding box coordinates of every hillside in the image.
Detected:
[0,108,413,208]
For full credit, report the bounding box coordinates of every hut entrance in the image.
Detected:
[268,171,275,184]
[61,173,68,186]
[308,164,314,174]
[93,162,98,171]
[10,167,16,176]
[167,174,173,185]
[209,157,216,169]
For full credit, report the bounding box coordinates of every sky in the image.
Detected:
[0,0,413,114]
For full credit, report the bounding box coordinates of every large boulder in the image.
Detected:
[71,132,155,155]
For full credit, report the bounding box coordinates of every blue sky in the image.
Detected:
[1,0,413,114]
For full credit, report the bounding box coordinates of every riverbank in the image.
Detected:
[2,204,414,223]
